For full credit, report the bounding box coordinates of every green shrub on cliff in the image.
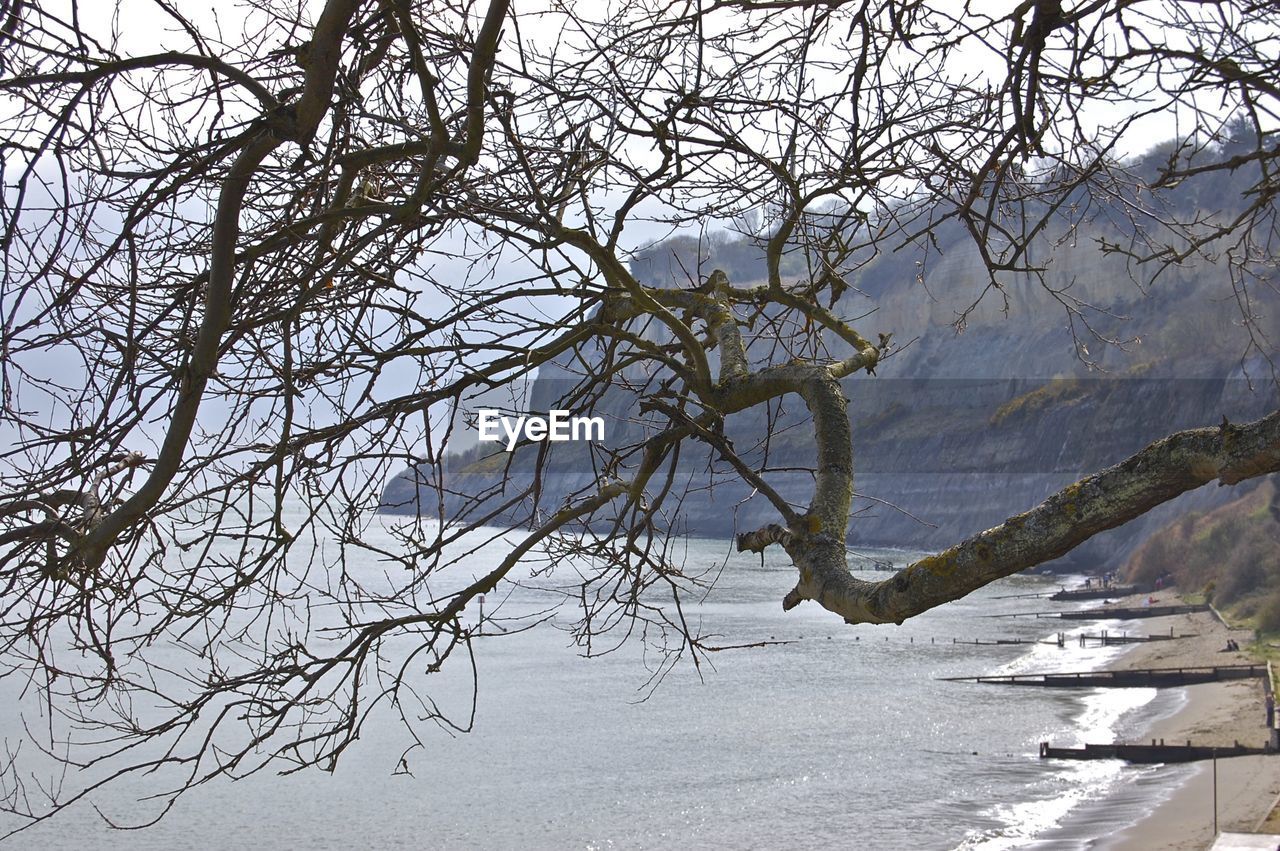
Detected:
[1123,479,1280,621]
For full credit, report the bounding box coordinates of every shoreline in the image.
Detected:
[1084,598,1280,849]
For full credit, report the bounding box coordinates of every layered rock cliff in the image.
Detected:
[382,172,1279,570]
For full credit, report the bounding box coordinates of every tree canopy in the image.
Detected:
[0,0,1277,827]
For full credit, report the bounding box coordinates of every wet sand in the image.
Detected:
[1090,597,1280,850]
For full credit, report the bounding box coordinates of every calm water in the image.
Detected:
[0,522,1187,849]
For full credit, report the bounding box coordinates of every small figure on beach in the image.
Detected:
[1222,638,1240,652]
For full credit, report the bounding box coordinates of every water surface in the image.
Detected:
[0,530,1175,849]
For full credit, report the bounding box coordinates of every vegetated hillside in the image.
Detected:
[1122,479,1280,629]
[383,135,1280,570]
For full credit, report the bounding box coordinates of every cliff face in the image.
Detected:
[835,375,1276,564]
[382,192,1279,571]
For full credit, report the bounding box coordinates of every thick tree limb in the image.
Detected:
[704,270,751,384]
[790,410,1280,625]
[737,524,792,554]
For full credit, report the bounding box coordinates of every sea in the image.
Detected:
[0,517,1202,850]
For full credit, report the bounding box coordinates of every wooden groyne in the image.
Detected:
[1049,585,1138,601]
[986,604,1210,620]
[947,637,1061,647]
[1075,630,1195,647]
[942,663,1266,688]
[1040,740,1273,763]
[1058,603,1210,620]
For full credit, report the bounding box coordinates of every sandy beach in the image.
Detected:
[1086,598,1280,850]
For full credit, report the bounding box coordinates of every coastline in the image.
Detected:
[1091,601,1280,849]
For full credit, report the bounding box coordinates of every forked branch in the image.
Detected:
[781,410,1280,624]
